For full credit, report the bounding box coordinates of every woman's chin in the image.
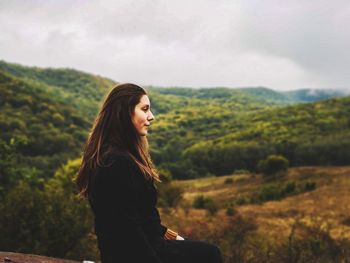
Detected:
[139,131,148,136]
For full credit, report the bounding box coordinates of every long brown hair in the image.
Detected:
[76,83,159,198]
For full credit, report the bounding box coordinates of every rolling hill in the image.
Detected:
[1,59,349,182]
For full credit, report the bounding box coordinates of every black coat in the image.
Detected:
[88,153,167,262]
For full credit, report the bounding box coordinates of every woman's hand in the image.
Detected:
[176,235,185,240]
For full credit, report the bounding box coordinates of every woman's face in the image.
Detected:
[132,95,155,136]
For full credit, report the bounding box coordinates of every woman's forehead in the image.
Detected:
[138,95,150,106]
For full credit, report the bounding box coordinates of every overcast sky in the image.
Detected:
[0,0,349,91]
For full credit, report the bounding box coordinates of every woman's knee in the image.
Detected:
[209,244,223,263]
[167,239,223,263]
[199,243,222,263]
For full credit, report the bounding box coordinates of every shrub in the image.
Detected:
[193,195,207,209]
[205,198,218,216]
[251,180,316,204]
[256,183,283,202]
[157,183,183,207]
[233,169,250,175]
[225,203,237,216]
[252,182,292,204]
[276,219,343,263]
[258,155,289,178]
[217,214,258,262]
[0,160,96,261]
[224,178,234,184]
[192,195,218,215]
[303,180,316,192]
[341,217,350,226]
[283,180,296,194]
[235,196,249,206]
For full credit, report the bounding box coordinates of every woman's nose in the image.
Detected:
[148,111,155,121]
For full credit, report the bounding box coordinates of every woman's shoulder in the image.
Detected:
[96,152,136,183]
[100,151,142,178]
[102,151,133,166]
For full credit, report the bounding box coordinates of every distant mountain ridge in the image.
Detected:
[1,59,348,105]
[221,86,349,103]
[149,85,349,104]
[283,88,350,102]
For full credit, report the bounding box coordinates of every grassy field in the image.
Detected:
[160,166,350,243]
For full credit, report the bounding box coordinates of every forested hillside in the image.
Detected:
[0,60,115,119]
[150,95,350,179]
[0,60,288,184]
[0,70,91,189]
[1,60,350,183]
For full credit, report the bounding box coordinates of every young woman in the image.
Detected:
[76,83,223,263]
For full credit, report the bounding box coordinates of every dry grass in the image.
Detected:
[160,166,350,242]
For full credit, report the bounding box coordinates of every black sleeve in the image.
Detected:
[160,224,168,236]
[100,156,163,263]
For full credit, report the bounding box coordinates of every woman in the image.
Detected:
[76,83,223,263]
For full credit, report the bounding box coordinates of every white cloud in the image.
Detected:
[0,0,349,91]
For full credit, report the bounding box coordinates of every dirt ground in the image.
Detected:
[0,252,80,263]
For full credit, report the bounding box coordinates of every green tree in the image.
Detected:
[258,154,289,178]
[157,182,183,208]
[0,159,96,261]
